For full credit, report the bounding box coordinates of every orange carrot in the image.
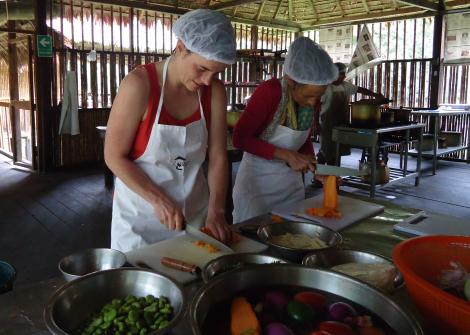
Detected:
[323,175,338,210]
[230,297,261,335]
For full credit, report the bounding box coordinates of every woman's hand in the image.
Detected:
[151,194,185,231]
[204,211,236,245]
[276,148,316,172]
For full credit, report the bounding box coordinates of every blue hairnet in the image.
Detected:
[284,37,338,85]
[173,9,236,65]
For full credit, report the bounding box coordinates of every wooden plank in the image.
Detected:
[209,0,261,10]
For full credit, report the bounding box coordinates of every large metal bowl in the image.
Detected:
[189,264,423,335]
[202,253,289,283]
[257,221,342,262]
[58,248,126,282]
[303,248,404,292]
[44,268,185,335]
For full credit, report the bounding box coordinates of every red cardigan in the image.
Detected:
[232,78,314,160]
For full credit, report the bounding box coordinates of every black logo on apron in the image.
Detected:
[174,156,187,171]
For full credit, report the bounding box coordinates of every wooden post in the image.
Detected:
[34,0,54,172]
[429,0,445,109]
[8,21,21,162]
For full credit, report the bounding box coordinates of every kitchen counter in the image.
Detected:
[0,194,443,335]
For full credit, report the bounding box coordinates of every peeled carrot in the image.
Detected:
[230,297,260,335]
[323,175,338,210]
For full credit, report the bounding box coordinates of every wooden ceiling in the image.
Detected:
[104,0,470,31]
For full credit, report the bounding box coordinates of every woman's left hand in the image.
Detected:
[204,212,235,245]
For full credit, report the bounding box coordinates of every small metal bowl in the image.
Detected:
[44,268,185,335]
[257,221,342,262]
[303,248,404,292]
[58,248,126,282]
[202,253,289,283]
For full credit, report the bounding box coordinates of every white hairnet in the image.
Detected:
[284,37,338,85]
[174,9,236,65]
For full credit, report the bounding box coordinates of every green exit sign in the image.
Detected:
[37,35,52,57]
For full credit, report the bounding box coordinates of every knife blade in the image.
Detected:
[185,224,233,254]
[315,164,367,177]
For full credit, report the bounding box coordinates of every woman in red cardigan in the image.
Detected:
[232,37,338,223]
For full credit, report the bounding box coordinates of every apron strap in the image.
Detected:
[155,56,206,128]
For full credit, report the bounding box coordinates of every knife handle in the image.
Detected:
[161,257,198,273]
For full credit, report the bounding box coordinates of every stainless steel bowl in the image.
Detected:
[44,268,185,335]
[302,248,404,291]
[190,264,423,335]
[202,253,289,283]
[257,221,342,262]
[58,248,126,282]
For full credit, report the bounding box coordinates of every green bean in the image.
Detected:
[77,294,172,335]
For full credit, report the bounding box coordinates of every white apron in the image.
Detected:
[111,57,209,252]
[232,79,310,223]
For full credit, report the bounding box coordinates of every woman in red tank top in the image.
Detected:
[104,9,237,250]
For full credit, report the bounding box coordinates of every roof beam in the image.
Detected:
[288,0,293,21]
[361,0,370,13]
[85,0,189,15]
[208,0,262,10]
[227,14,301,31]
[395,0,439,11]
[255,0,266,21]
[308,0,318,21]
[299,7,425,29]
[335,0,345,16]
[273,0,284,20]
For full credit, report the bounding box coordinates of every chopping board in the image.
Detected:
[394,212,470,236]
[273,195,385,231]
[126,232,267,284]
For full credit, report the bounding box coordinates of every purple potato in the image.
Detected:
[265,322,295,335]
[328,302,357,321]
[264,291,289,310]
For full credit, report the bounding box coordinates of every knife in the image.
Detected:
[315,164,367,177]
[185,224,233,254]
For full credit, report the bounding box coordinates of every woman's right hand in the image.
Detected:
[276,148,316,172]
[151,194,185,231]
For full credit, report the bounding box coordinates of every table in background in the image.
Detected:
[411,105,470,175]
[333,123,425,197]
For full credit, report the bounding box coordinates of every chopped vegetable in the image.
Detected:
[230,297,261,335]
[193,240,220,253]
[75,295,172,335]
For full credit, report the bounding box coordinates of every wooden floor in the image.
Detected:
[1,150,469,286]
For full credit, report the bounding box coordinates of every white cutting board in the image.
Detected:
[275,195,385,231]
[126,232,267,284]
[394,212,470,236]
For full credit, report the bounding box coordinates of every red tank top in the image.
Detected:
[130,63,212,160]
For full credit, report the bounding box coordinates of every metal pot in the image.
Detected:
[189,264,424,335]
[302,248,404,292]
[381,110,395,124]
[44,268,185,335]
[202,253,289,283]
[351,101,381,128]
[257,221,342,262]
[359,160,390,185]
[391,108,411,123]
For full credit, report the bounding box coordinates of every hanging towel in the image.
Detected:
[59,71,80,135]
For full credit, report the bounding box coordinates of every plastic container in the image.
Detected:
[0,261,16,294]
[393,235,470,335]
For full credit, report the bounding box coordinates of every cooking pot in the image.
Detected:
[391,108,411,123]
[351,100,382,128]
[359,160,390,185]
[381,110,395,124]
